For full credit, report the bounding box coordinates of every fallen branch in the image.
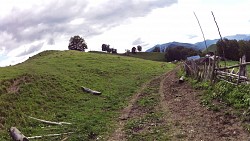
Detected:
[28,116,72,125]
[61,136,69,141]
[216,71,248,80]
[27,132,74,139]
[81,86,101,95]
[9,127,29,141]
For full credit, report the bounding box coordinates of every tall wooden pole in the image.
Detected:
[211,11,226,66]
[193,12,208,49]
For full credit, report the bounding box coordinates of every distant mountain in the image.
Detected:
[226,34,250,40]
[146,42,197,52]
[146,34,250,52]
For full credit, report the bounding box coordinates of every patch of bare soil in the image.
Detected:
[162,68,250,141]
[5,75,31,94]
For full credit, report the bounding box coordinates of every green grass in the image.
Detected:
[188,71,250,130]
[0,50,175,140]
[124,52,166,62]
[203,44,217,54]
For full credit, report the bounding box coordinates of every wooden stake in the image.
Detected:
[194,12,208,49]
[211,11,226,67]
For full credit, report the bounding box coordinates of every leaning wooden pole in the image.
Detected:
[193,12,208,49]
[211,11,226,66]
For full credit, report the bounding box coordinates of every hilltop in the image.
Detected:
[0,50,175,140]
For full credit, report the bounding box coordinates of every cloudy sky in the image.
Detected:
[0,0,250,66]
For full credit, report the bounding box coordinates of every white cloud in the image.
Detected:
[132,38,145,45]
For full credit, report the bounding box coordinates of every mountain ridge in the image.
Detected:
[146,34,250,52]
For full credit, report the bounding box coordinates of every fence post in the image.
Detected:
[237,57,242,85]
[211,56,216,83]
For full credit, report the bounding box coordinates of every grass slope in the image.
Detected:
[125,52,166,62]
[0,50,175,140]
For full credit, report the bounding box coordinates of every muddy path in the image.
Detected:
[108,67,250,141]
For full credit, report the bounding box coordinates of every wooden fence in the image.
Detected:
[184,55,250,85]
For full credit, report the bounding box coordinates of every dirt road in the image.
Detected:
[108,67,250,141]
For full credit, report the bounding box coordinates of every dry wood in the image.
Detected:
[216,71,248,80]
[193,12,208,49]
[179,76,185,83]
[81,86,101,95]
[9,127,29,141]
[217,75,242,81]
[27,132,74,139]
[61,136,69,141]
[28,116,72,125]
[216,62,250,71]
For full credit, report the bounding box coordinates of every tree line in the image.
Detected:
[216,39,250,61]
[165,46,201,62]
[67,35,250,62]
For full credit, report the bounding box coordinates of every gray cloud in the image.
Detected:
[187,34,198,39]
[86,0,177,28]
[47,38,55,45]
[17,42,44,57]
[0,0,177,57]
[132,38,144,45]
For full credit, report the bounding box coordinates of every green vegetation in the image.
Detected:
[203,44,217,54]
[165,46,201,62]
[125,52,166,62]
[216,39,250,61]
[0,50,175,140]
[197,80,250,112]
[187,72,250,130]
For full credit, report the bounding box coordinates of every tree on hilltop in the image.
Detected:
[132,47,136,54]
[102,44,110,51]
[137,45,142,52]
[102,44,117,54]
[68,35,87,51]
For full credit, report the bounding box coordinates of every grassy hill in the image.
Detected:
[203,44,217,53]
[124,52,166,62]
[0,50,175,140]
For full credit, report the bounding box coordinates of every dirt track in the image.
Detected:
[108,67,250,141]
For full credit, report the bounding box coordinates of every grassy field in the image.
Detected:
[124,52,166,62]
[0,50,175,140]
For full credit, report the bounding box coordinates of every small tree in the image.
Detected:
[102,44,110,51]
[107,47,112,53]
[132,47,136,54]
[68,35,87,51]
[111,48,117,54]
[137,45,142,52]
